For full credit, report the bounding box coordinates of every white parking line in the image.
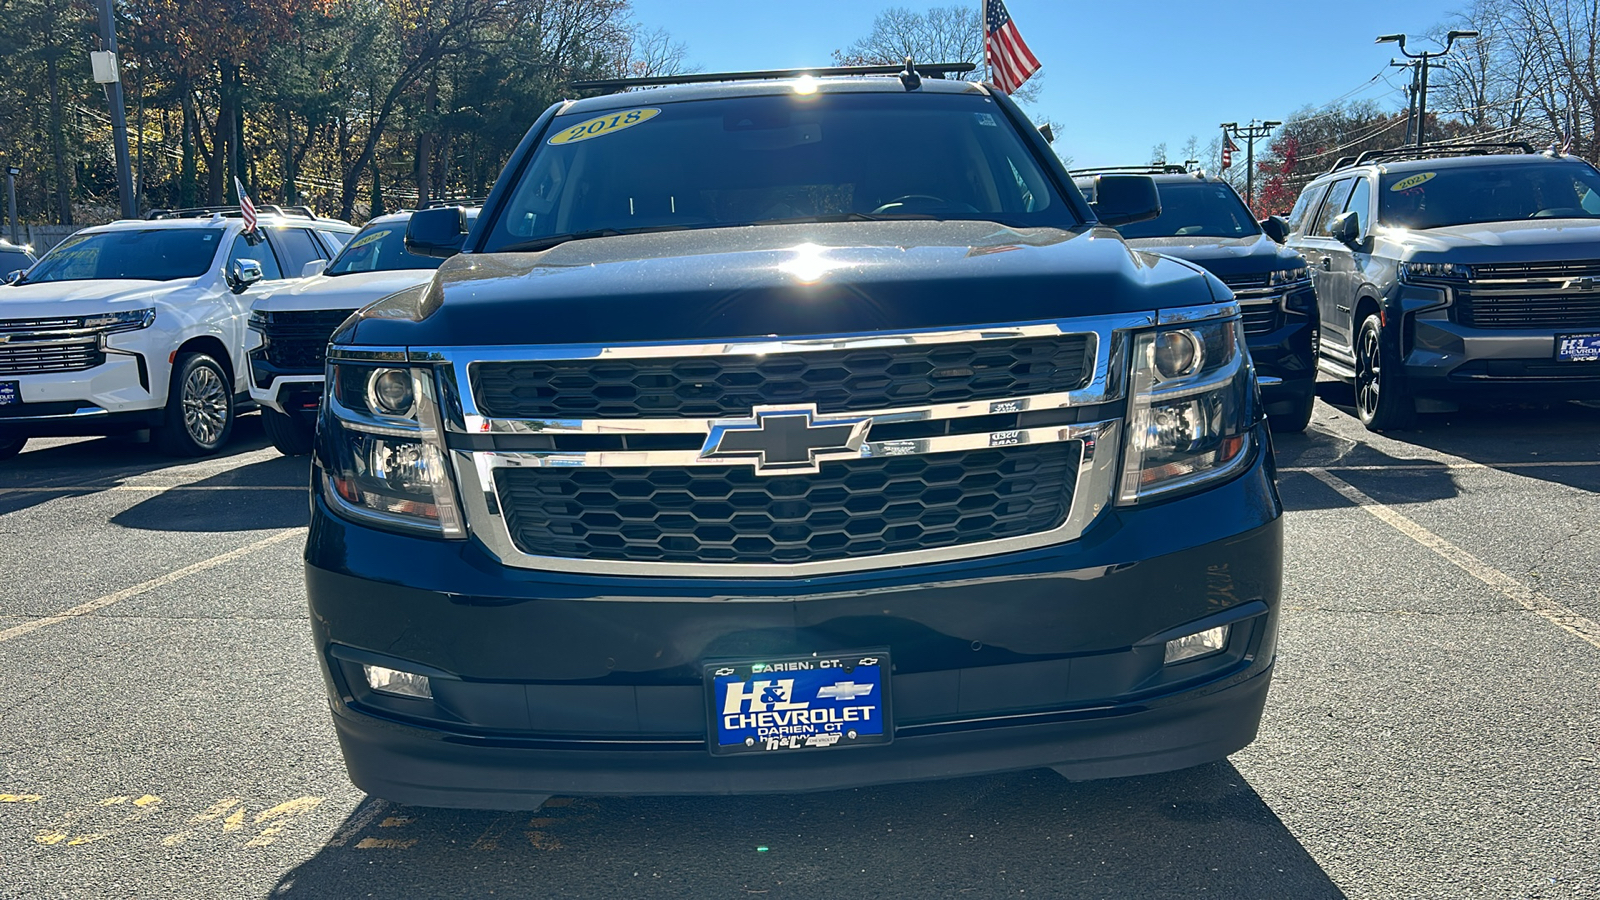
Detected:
[0,530,304,645]
[1307,468,1600,651]
[1282,460,1598,473]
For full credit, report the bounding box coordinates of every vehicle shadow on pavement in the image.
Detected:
[0,414,312,521]
[108,457,311,531]
[269,763,1345,900]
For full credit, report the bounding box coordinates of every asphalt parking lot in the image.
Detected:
[1,382,1597,900]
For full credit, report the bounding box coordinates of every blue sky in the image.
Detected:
[628,0,1467,167]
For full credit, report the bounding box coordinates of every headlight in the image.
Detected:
[84,308,155,333]
[1119,317,1257,504]
[318,360,464,537]
[1400,261,1470,282]
[247,310,269,333]
[1267,266,1310,287]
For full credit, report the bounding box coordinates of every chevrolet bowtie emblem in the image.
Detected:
[699,405,870,476]
[1565,276,1599,291]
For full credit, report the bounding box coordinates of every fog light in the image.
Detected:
[1164,624,1230,664]
[363,664,432,699]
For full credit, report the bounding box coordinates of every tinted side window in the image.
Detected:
[269,227,325,274]
[1344,177,1372,234]
[1311,178,1357,237]
[1287,182,1329,234]
[317,229,351,253]
[228,233,283,280]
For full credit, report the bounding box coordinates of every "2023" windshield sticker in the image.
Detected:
[1390,172,1437,192]
[548,108,661,145]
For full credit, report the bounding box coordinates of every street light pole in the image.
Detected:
[1376,30,1479,147]
[94,0,137,219]
[5,167,19,244]
[1221,120,1281,212]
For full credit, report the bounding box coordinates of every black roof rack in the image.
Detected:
[144,205,320,221]
[1327,141,1537,174]
[571,62,977,95]
[1068,165,1192,177]
[420,197,486,209]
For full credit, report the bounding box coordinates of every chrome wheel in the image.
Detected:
[1355,321,1382,421]
[182,365,228,446]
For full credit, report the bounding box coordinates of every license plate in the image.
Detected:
[704,650,890,756]
[1555,333,1600,362]
[0,382,18,406]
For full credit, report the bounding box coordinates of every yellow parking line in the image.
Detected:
[1281,460,1599,473]
[0,530,303,645]
[1308,468,1600,651]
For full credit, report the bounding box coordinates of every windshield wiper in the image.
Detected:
[498,225,700,254]
[751,212,935,225]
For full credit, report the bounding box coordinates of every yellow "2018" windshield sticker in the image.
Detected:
[346,229,391,250]
[1390,172,1437,192]
[548,108,661,145]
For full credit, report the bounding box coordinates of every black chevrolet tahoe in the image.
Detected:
[1073,166,1318,432]
[1286,142,1600,430]
[305,66,1283,810]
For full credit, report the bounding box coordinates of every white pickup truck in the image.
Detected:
[0,207,355,459]
[245,208,474,455]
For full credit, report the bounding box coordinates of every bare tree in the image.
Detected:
[628,26,697,78]
[833,5,1042,102]
[1149,142,1168,166]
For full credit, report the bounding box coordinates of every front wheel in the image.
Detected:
[1269,389,1316,433]
[156,352,235,456]
[1353,314,1415,431]
[0,436,25,460]
[261,407,316,456]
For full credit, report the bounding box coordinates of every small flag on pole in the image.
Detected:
[984,0,1041,95]
[234,177,258,234]
[1222,135,1238,170]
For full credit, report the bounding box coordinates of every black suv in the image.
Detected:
[1072,167,1318,431]
[306,65,1283,809]
[1286,142,1600,429]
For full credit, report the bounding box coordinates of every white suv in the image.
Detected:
[0,207,356,459]
[245,208,474,455]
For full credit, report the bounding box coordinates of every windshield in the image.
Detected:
[1380,162,1600,229]
[22,229,223,283]
[1115,181,1260,239]
[484,91,1075,252]
[327,220,461,275]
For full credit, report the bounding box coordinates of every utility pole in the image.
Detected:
[1221,120,1280,212]
[1376,30,1479,147]
[5,167,18,244]
[92,0,137,219]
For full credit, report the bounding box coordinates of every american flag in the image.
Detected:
[984,0,1041,95]
[1221,134,1239,170]
[234,177,258,234]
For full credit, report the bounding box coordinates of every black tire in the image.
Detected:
[1353,314,1415,431]
[156,352,235,456]
[261,407,316,456]
[1269,389,1316,433]
[0,436,25,460]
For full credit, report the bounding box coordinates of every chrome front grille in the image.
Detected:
[1458,260,1600,329]
[384,311,1214,576]
[495,444,1081,564]
[0,317,104,375]
[1239,303,1281,335]
[470,334,1093,419]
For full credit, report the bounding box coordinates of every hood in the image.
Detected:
[252,268,436,314]
[1122,233,1305,280]
[0,279,184,317]
[341,221,1220,347]
[1385,218,1600,262]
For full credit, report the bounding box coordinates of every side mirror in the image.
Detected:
[1038,123,1056,144]
[1260,215,1290,244]
[1091,174,1162,227]
[405,206,469,259]
[1329,211,1364,248]
[3,270,21,285]
[227,259,264,294]
[300,259,328,278]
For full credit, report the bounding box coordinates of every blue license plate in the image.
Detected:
[704,650,890,755]
[0,381,18,406]
[1556,333,1600,362]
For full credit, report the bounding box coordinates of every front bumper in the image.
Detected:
[306,435,1282,807]
[1405,315,1600,400]
[1246,312,1316,414]
[0,355,164,437]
